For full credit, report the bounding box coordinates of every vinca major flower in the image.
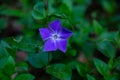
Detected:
[39,19,72,53]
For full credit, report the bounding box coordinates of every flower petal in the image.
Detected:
[39,28,51,41]
[57,39,67,53]
[60,28,72,39]
[49,19,62,32]
[44,39,57,52]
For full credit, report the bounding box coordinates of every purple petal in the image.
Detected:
[49,19,62,32]
[60,28,72,39]
[57,39,67,53]
[39,28,51,41]
[44,39,57,52]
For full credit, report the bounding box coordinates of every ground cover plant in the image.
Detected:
[0,0,120,80]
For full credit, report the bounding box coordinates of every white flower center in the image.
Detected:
[53,34,58,39]
[52,33,60,41]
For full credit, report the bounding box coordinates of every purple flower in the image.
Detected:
[39,19,72,53]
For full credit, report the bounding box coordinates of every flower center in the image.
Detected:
[53,34,58,39]
[52,33,60,40]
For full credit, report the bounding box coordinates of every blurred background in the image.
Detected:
[0,0,120,80]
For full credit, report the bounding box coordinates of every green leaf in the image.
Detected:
[94,58,108,76]
[87,74,96,80]
[12,37,40,53]
[0,9,25,17]
[76,62,89,77]
[32,2,45,20]
[104,74,118,80]
[97,41,116,59]
[99,32,119,41]
[28,52,51,68]
[68,49,77,56]
[16,62,28,72]
[0,41,9,69]
[93,20,104,35]
[0,72,9,80]
[3,56,15,76]
[0,57,8,69]
[13,36,23,43]
[0,40,11,48]
[108,59,114,70]
[101,0,116,13]
[62,0,72,11]
[46,64,72,80]
[81,42,95,57]
[114,57,120,71]
[14,73,35,80]
[32,11,44,20]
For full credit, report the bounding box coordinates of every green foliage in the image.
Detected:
[32,2,45,20]
[14,73,35,80]
[87,74,96,80]
[97,41,116,59]
[3,56,15,76]
[0,41,9,69]
[94,58,108,76]
[46,64,72,80]
[76,62,89,77]
[16,62,29,72]
[28,52,51,68]
[93,20,104,35]
[0,8,25,17]
[0,0,120,80]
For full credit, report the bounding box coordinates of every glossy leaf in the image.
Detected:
[14,74,35,80]
[28,52,51,68]
[76,62,89,77]
[93,20,104,36]
[94,58,108,76]
[46,64,72,80]
[97,41,116,59]
[87,74,96,80]
[3,56,15,76]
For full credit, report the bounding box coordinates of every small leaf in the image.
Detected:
[3,56,15,76]
[0,41,9,69]
[0,40,11,48]
[46,64,72,80]
[94,58,108,76]
[62,0,72,11]
[28,52,51,68]
[32,2,45,20]
[87,74,96,80]
[13,36,23,43]
[0,57,8,69]
[76,62,89,77]
[93,20,104,35]
[32,11,44,20]
[14,73,35,80]
[101,0,116,13]
[16,62,28,72]
[99,32,119,41]
[97,41,116,59]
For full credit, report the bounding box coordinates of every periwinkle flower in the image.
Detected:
[39,19,72,53]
